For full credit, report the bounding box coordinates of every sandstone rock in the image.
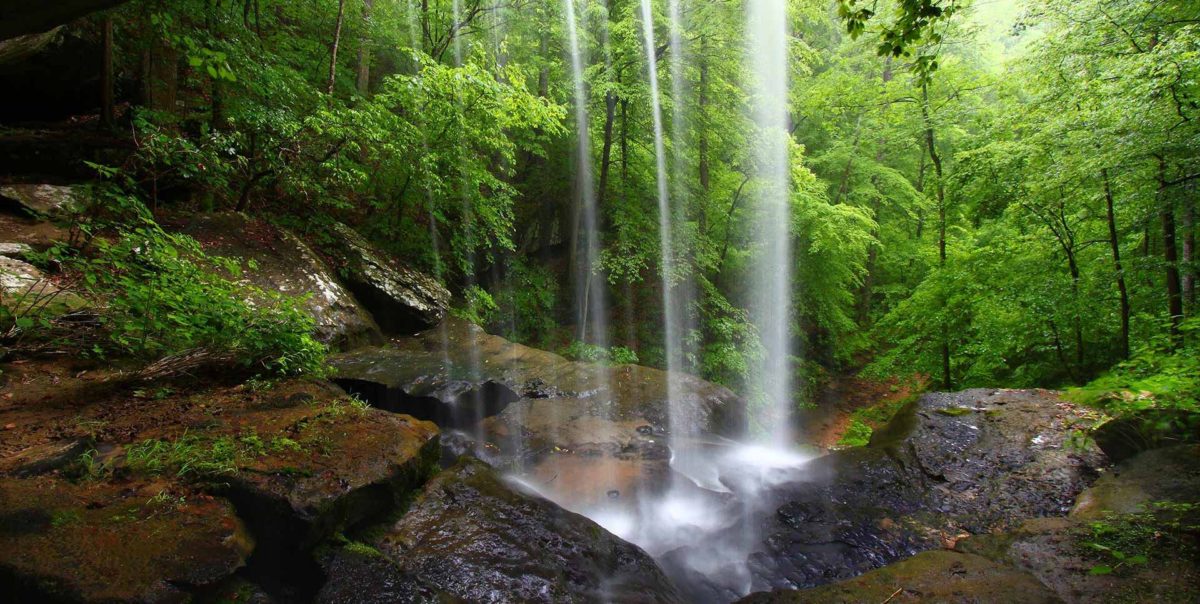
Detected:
[0,243,33,260]
[323,222,450,333]
[331,317,744,437]
[360,458,684,603]
[224,402,441,552]
[0,256,86,314]
[179,213,383,349]
[0,184,83,220]
[0,477,252,602]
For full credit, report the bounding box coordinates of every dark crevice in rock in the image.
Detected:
[333,377,520,432]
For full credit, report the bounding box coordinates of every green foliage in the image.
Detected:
[491,259,560,346]
[1081,501,1199,576]
[1068,318,1200,414]
[837,419,873,448]
[124,428,307,479]
[68,197,325,376]
[559,341,639,366]
[452,285,500,327]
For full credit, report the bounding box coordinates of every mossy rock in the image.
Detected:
[737,550,1061,603]
[0,477,252,603]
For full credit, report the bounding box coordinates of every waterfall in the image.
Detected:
[564,0,609,354]
[639,0,687,457]
[746,0,793,445]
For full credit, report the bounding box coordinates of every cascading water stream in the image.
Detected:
[638,0,688,472]
[565,0,609,356]
[747,0,793,447]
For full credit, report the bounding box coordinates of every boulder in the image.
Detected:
[0,477,252,602]
[0,184,82,220]
[179,213,383,349]
[120,380,442,554]
[0,256,86,314]
[0,242,32,260]
[736,550,1062,604]
[1070,444,1200,520]
[323,222,450,333]
[735,389,1105,598]
[1090,409,1200,463]
[223,401,441,552]
[317,548,459,604]
[353,458,684,603]
[0,256,42,294]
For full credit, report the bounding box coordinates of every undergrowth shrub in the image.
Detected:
[37,184,326,376]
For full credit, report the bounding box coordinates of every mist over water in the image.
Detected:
[747,0,794,446]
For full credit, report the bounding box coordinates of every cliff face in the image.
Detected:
[0,1,129,41]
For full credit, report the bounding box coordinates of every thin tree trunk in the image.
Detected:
[1158,156,1184,344]
[356,0,374,95]
[206,0,225,129]
[597,89,618,211]
[101,17,114,127]
[1102,168,1131,359]
[1184,184,1196,314]
[698,40,710,222]
[922,82,950,390]
[620,98,629,185]
[1066,249,1085,371]
[328,0,347,95]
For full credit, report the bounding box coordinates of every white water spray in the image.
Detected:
[747,0,794,446]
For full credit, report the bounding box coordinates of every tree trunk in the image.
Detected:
[143,38,179,114]
[597,89,618,212]
[1102,168,1131,359]
[1066,248,1085,371]
[101,16,114,127]
[328,0,347,95]
[1158,156,1184,344]
[356,0,374,95]
[698,40,710,221]
[1184,184,1196,315]
[206,0,225,129]
[922,83,950,390]
[620,98,629,186]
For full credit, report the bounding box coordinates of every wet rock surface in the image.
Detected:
[1070,444,1200,519]
[219,397,442,553]
[0,375,442,602]
[322,222,450,334]
[737,550,1063,604]
[739,389,1106,598]
[316,548,458,604]
[955,445,1200,603]
[331,318,745,509]
[178,213,383,349]
[357,458,684,604]
[331,318,744,438]
[0,477,252,603]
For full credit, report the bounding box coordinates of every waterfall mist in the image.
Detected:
[747,0,794,445]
